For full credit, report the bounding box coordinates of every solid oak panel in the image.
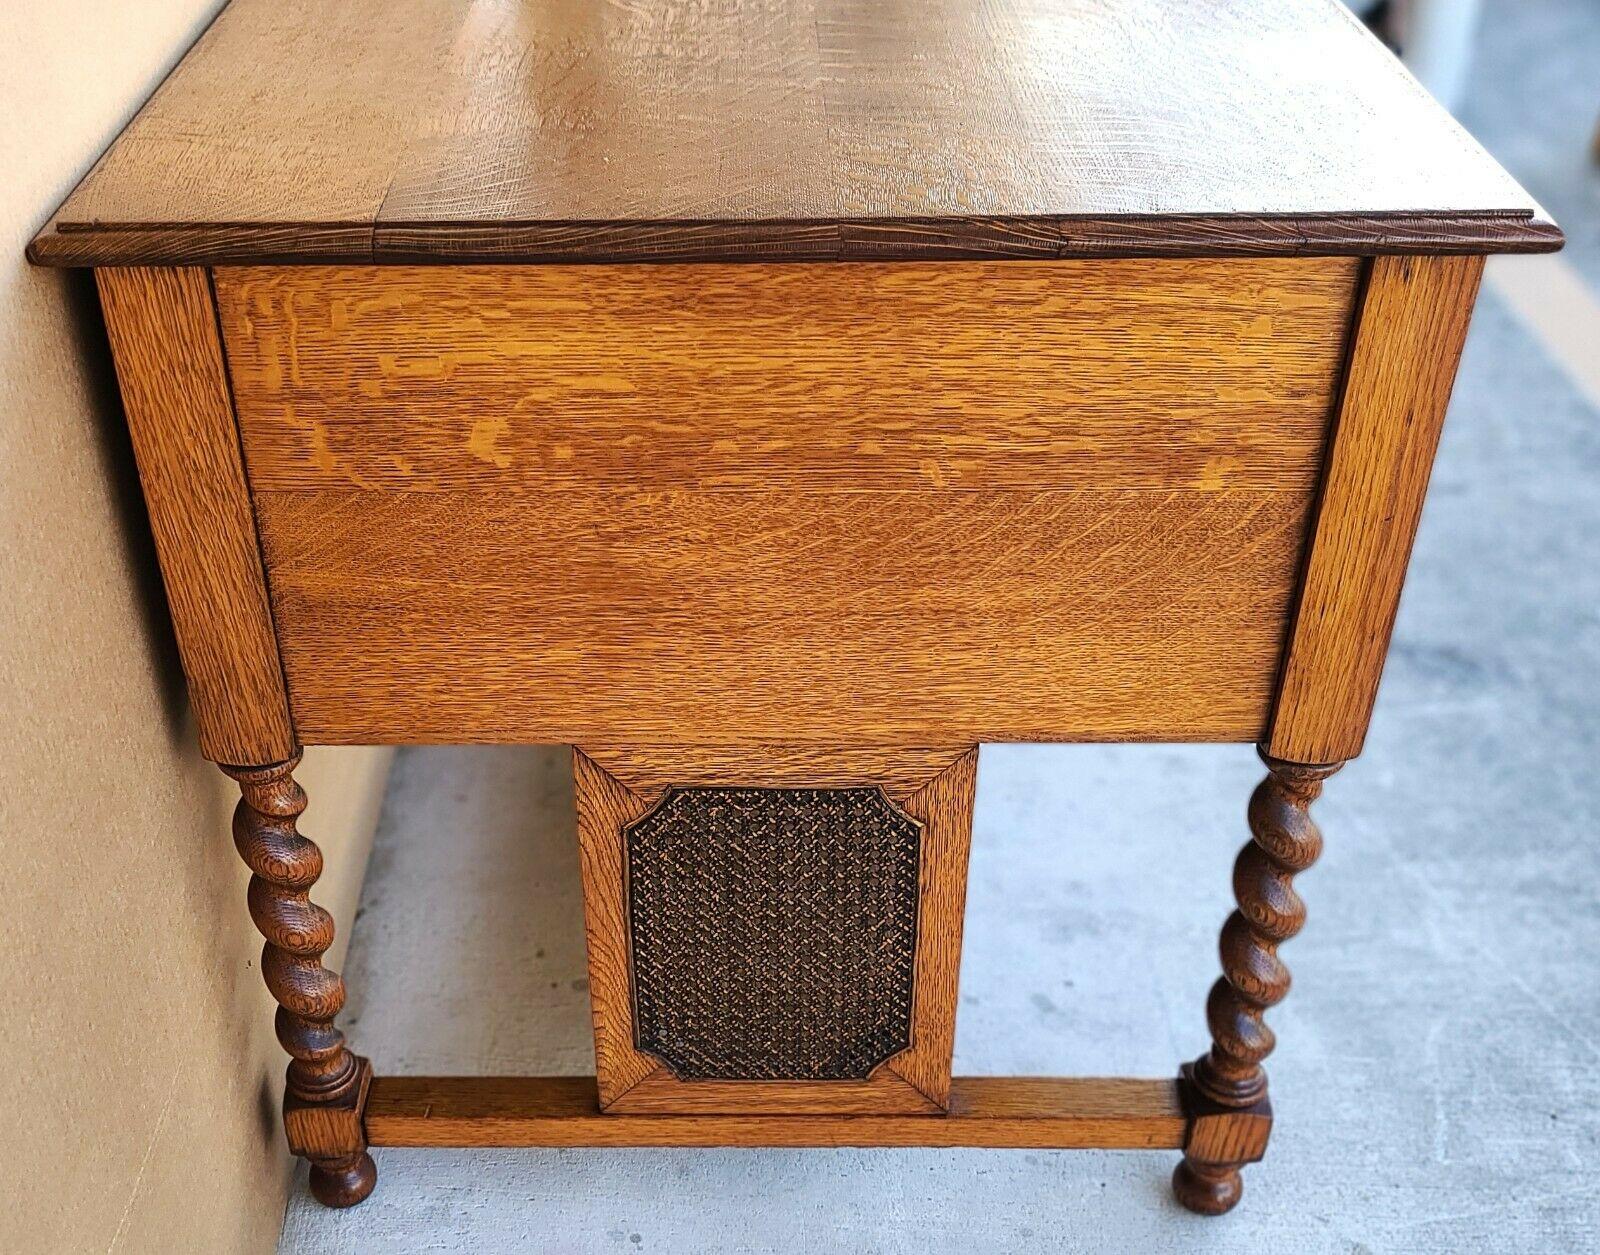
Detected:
[578,746,976,800]
[573,747,976,1114]
[1267,256,1486,763]
[254,489,1315,745]
[364,1076,1188,1149]
[95,267,294,764]
[34,0,1558,265]
[218,260,1359,495]
[891,749,978,1107]
[572,752,659,1105]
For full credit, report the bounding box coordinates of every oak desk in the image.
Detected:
[33,0,1560,1220]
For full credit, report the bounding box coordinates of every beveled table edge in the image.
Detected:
[27,208,1564,268]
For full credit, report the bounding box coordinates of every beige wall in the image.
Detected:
[0,5,391,1252]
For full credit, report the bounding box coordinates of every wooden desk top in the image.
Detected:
[32,0,1559,265]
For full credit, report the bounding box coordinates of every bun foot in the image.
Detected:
[309,1152,377,1208]
[1172,1158,1243,1216]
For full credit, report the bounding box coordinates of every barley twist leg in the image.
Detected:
[1173,749,1342,1216]
[224,755,375,1208]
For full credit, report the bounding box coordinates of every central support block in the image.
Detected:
[573,746,978,1114]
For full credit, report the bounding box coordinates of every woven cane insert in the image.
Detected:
[625,786,921,1082]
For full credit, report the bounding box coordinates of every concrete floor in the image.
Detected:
[281,5,1600,1248]
[1459,0,1600,291]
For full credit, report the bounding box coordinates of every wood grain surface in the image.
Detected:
[364,1075,1188,1149]
[218,260,1357,494]
[890,749,978,1107]
[254,488,1314,745]
[602,1073,941,1118]
[572,751,660,1105]
[95,267,294,764]
[31,0,1559,266]
[578,746,975,799]
[1267,256,1485,763]
[55,0,455,236]
[572,747,975,1114]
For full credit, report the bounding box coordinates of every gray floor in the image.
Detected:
[281,6,1600,1249]
[1459,0,1600,289]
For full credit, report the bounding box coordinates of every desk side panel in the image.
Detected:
[219,259,1358,746]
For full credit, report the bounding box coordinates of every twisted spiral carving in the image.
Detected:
[1191,751,1341,1107]
[226,756,359,1098]
[225,755,374,1206]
